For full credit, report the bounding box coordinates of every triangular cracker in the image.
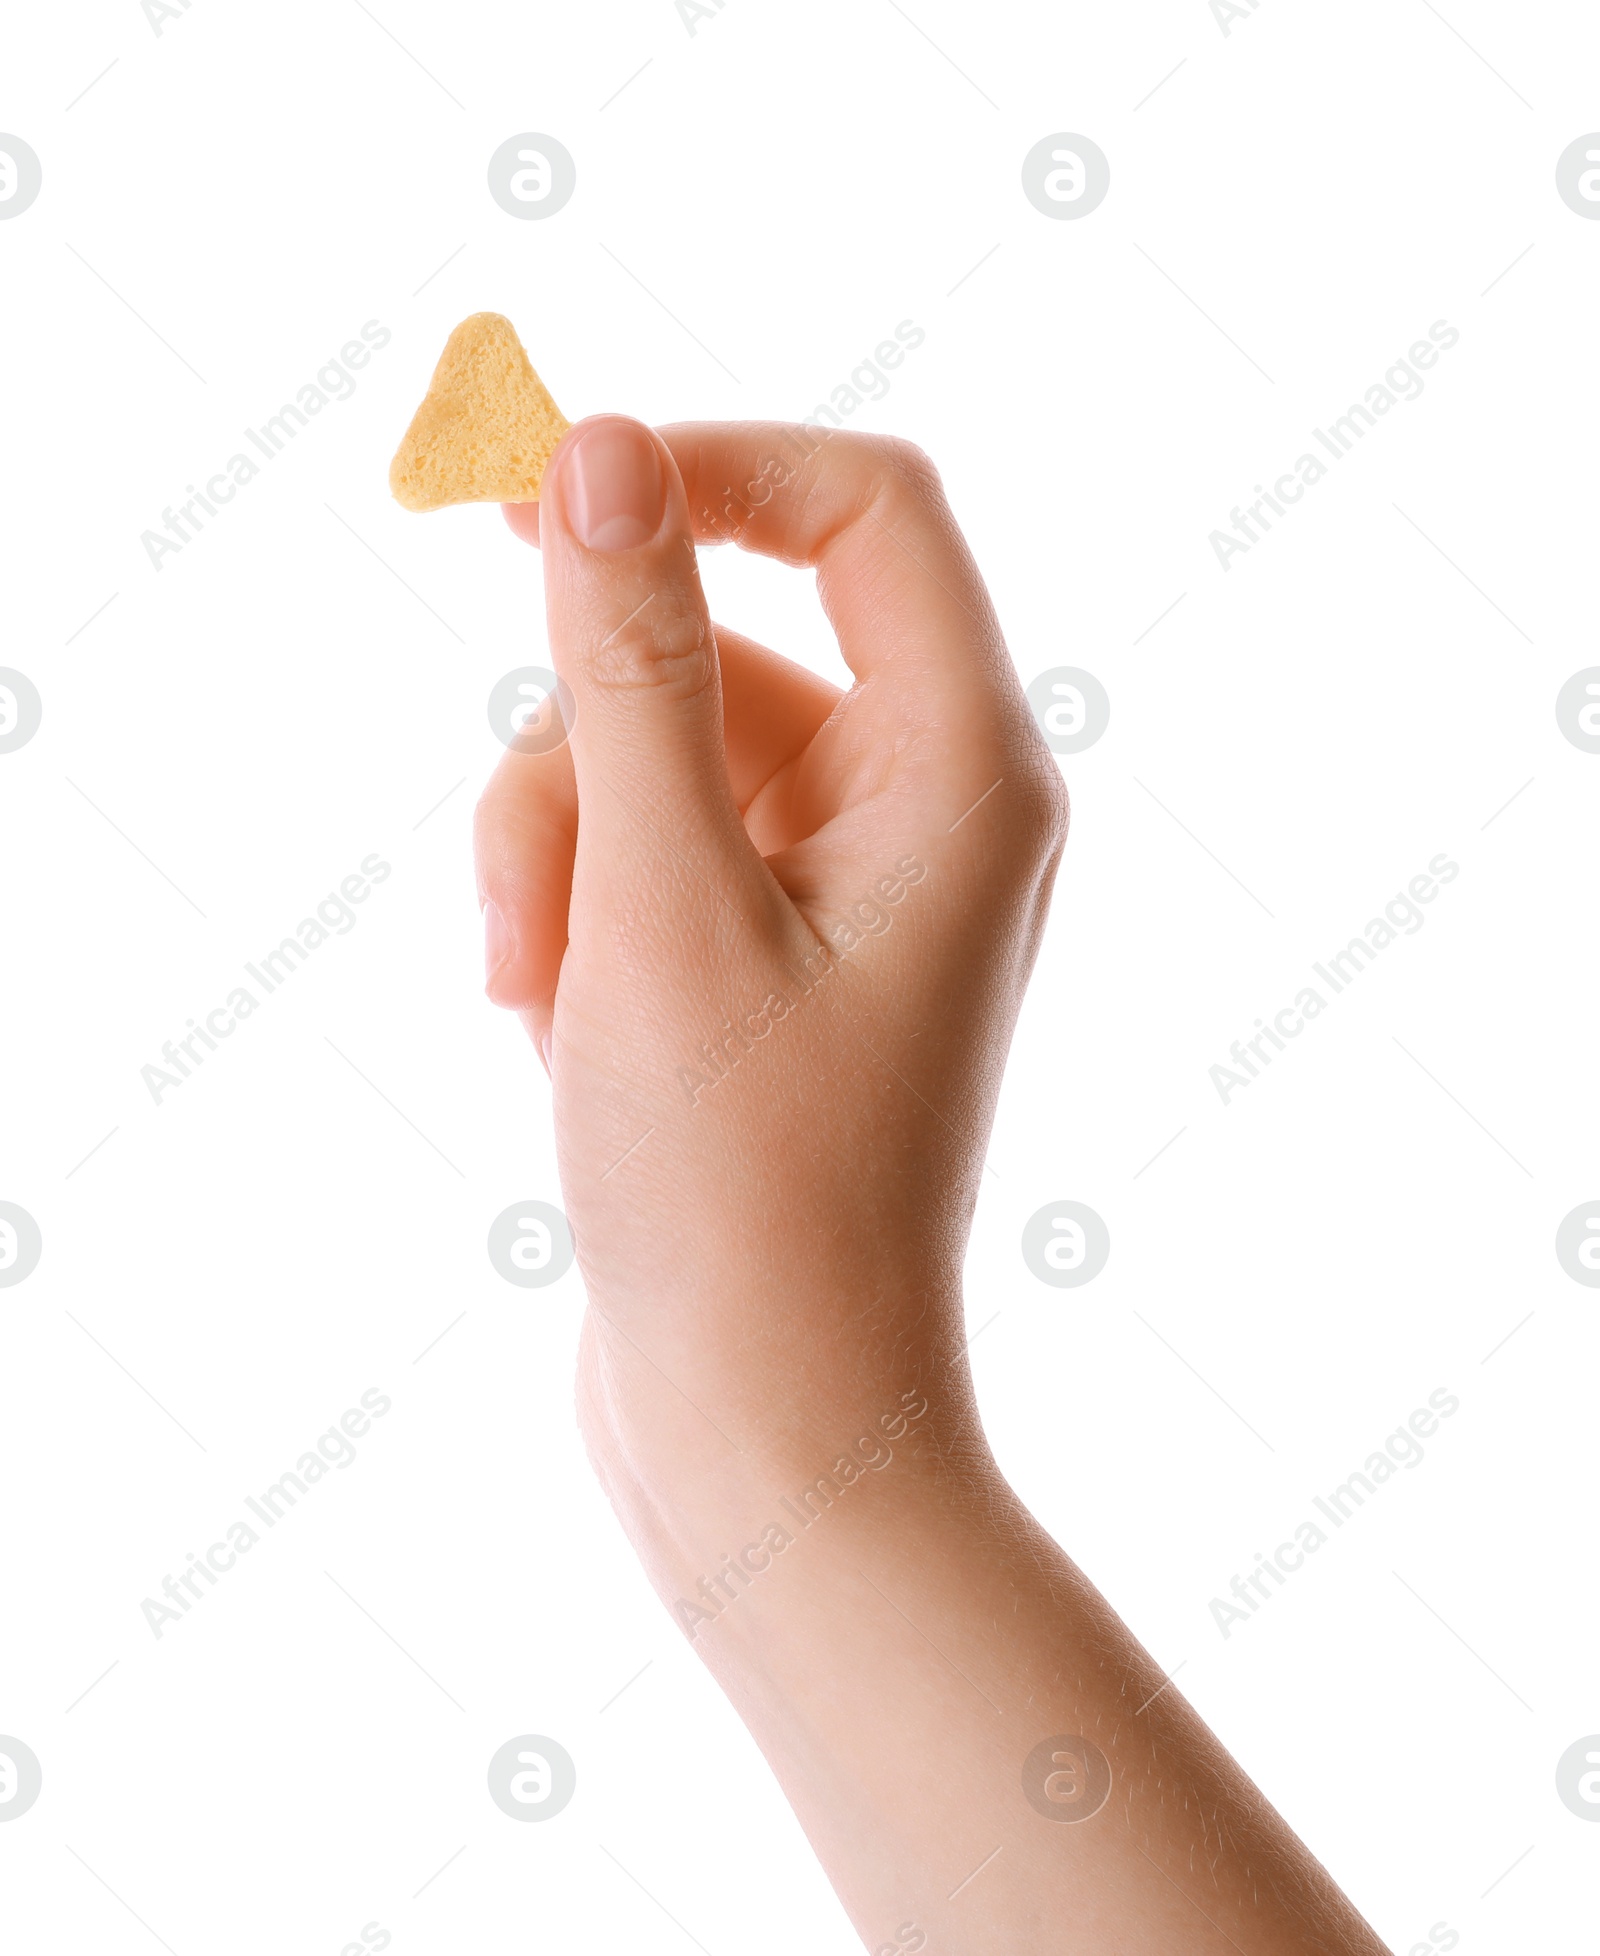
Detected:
[389,313,570,512]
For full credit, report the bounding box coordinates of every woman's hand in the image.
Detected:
[476,416,1064,1475]
[474,417,1388,1956]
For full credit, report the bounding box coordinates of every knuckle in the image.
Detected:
[861,435,945,512]
[583,587,715,700]
[1036,766,1072,853]
[876,434,941,486]
[1008,747,1072,859]
[802,427,945,507]
[857,438,952,550]
[773,429,951,559]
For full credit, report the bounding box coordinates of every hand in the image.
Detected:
[477,415,1064,1467]
[474,417,1387,1956]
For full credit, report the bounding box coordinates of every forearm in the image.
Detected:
[579,1304,1390,1956]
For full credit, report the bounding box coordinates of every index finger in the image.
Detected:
[664,423,1015,710]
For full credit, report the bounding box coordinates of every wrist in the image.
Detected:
[573,1300,998,1624]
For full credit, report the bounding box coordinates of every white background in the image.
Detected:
[2,0,1597,1949]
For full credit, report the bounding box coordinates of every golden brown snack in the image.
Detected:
[389,313,570,512]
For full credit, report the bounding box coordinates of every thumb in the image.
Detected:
[538,415,750,890]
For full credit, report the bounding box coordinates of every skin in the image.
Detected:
[475,416,1392,1956]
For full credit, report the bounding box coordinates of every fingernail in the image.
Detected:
[565,420,665,550]
[538,1031,553,1078]
[484,899,512,988]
